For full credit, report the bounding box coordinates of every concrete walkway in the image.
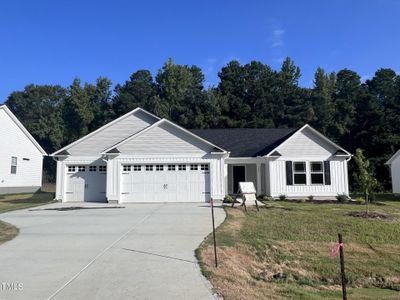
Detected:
[0,202,225,300]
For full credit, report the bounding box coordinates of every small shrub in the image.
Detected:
[223,195,234,203]
[336,193,350,203]
[297,198,307,203]
[263,195,274,202]
[355,197,365,205]
[279,194,287,201]
[308,195,314,201]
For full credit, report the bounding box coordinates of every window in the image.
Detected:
[89,166,97,172]
[190,164,198,170]
[293,162,306,184]
[178,164,186,171]
[133,165,141,171]
[78,166,85,172]
[168,165,176,171]
[68,166,76,172]
[10,157,17,174]
[123,165,131,172]
[311,162,324,184]
[156,165,164,171]
[99,166,107,172]
[146,165,153,171]
[200,164,209,171]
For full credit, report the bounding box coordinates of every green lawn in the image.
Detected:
[0,192,55,245]
[197,200,400,299]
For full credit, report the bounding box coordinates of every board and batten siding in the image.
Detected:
[0,108,43,193]
[268,159,348,197]
[390,156,400,194]
[118,123,214,154]
[268,126,349,197]
[68,110,158,155]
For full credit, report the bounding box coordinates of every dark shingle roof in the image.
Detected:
[191,128,299,157]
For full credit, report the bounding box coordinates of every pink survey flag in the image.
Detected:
[331,243,344,258]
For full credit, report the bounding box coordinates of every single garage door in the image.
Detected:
[120,163,210,202]
[65,165,107,202]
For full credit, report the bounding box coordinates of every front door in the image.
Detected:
[233,165,246,193]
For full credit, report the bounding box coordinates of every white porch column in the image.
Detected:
[256,162,261,195]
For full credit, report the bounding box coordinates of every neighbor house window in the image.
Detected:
[11,157,17,174]
[99,166,107,172]
[155,165,164,171]
[89,166,97,172]
[310,162,324,184]
[200,164,209,171]
[178,164,186,171]
[68,166,76,172]
[146,165,153,171]
[293,162,306,184]
[78,166,85,172]
[123,165,131,172]
[190,164,198,170]
[133,165,141,171]
[168,165,176,171]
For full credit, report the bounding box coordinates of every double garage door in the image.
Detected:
[65,165,107,202]
[121,163,210,203]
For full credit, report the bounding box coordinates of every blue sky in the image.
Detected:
[1,0,399,102]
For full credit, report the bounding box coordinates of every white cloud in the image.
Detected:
[271,29,285,48]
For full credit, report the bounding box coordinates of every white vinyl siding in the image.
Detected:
[68,110,157,155]
[0,108,44,191]
[269,158,348,197]
[117,123,214,154]
[390,156,400,194]
[278,127,336,159]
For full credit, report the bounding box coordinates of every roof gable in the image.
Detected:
[52,108,159,156]
[0,105,47,155]
[268,125,351,157]
[103,119,226,154]
[386,150,400,165]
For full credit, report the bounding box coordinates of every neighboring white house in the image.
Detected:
[386,150,400,194]
[0,105,47,194]
[51,107,351,203]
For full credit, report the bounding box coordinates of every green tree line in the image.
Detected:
[4,58,400,190]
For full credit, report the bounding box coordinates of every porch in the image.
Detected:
[226,158,269,196]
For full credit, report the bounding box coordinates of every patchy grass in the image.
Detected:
[197,200,400,299]
[0,192,55,214]
[0,220,19,245]
[0,192,54,246]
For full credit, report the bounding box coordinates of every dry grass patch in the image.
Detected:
[0,220,18,245]
[198,201,400,299]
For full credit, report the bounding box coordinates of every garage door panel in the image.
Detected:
[120,163,210,203]
[65,165,107,202]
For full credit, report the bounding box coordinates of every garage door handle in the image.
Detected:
[163,184,168,189]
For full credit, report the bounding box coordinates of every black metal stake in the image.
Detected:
[211,198,218,267]
[338,233,347,300]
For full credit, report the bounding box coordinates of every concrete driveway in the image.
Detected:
[0,202,225,300]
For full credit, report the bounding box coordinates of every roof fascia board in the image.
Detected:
[102,118,227,154]
[0,105,47,155]
[51,107,159,156]
[265,124,351,157]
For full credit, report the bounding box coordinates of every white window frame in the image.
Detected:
[99,166,107,172]
[178,164,186,171]
[190,164,198,170]
[293,161,307,185]
[310,161,324,185]
[200,164,209,171]
[123,165,131,172]
[133,165,141,171]
[145,165,153,171]
[78,165,85,172]
[168,165,176,171]
[155,165,164,171]
[89,166,97,172]
[10,156,17,174]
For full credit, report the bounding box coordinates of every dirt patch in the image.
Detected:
[0,220,19,245]
[347,211,396,220]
